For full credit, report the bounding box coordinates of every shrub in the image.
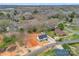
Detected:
[58,23,64,30]
[27,27,37,33]
[19,28,25,32]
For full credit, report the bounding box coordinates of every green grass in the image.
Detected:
[68,34,79,40]
[70,26,79,32]
[0,35,16,48]
[63,34,79,41]
[38,48,56,56]
[0,19,11,26]
[45,31,55,37]
[63,44,70,49]
[69,42,79,46]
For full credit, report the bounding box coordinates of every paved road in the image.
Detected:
[24,43,56,56]
[47,35,56,43]
[24,39,79,56]
[57,39,79,45]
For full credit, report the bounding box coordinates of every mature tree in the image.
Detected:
[7,13,10,18]
[69,12,76,18]
[58,23,64,30]
[67,11,76,23]
[27,27,37,33]
[19,28,25,32]
[33,10,38,14]
[0,12,4,16]
[13,10,17,15]
[21,16,25,20]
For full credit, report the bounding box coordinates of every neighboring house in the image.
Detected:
[54,28,66,36]
[24,15,34,20]
[37,33,48,41]
[45,19,59,29]
[23,12,34,20]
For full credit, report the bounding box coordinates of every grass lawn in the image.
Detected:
[68,34,79,40]
[0,35,16,48]
[70,26,79,32]
[68,43,79,55]
[69,42,79,46]
[63,44,70,49]
[0,19,12,26]
[45,31,55,37]
[63,34,79,41]
[38,48,56,56]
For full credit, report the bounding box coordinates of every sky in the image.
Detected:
[0,3,79,5]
